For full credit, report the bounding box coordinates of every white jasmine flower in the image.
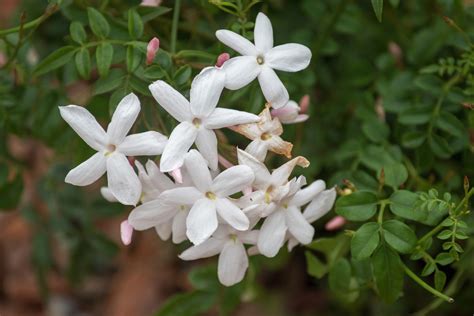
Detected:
[271,100,309,124]
[236,148,309,217]
[159,150,254,245]
[179,225,259,286]
[232,107,292,161]
[59,93,167,205]
[149,68,259,172]
[216,12,312,108]
[286,184,337,251]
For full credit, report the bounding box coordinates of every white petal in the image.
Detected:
[59,105,107,151]
[212,165,255,197]
[303,188,337,223]
[266,43,312,72]
[258,66,289,109]
[149,80,192,122]
[290,180,326,207]
[215,30,258,56]
[270,156,309,187]
[128,199,177,230]
[159,187,203,205]
[287,237,299,252]
[100,187,118,202]
[107,93,140,145]
[204,108,260,130]
[155,221,172,241]
[222,56,261,90]
[245,139,268,162]
[195,129,218,171]
[257,210,287,257]
[145,160,175,191]
[236,148,271,188]
[254,12,273,53]
[184,149,213,192]
[190,67,225,118]
[106,153,142,205]
[285,206,314,245]
[160,121,198,172]
[118,131,167,156]
[65,152,106,186]
[179,237,226,260]
[186,198,218,245]
[172,209,188,244]
[237,230,259,245]
[286,114,309,124]
[215,198,249,231]
[218,240,248,286]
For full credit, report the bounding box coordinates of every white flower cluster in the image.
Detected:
[59,12,336,286]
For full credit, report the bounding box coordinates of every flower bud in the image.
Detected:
[325,216,346,231]
[146,37,160,65]
[120,220,134,246]
[299,94,310,113]
[215,52,230,68]
[141,0,162,6]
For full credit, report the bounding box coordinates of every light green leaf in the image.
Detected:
[75,48,91,79]
[70,22,87,44]
[336,191,378,221]
[434,270,446,291]
[96,42,114,77]
[382,220,417,254]
[126,45,142,73]
[389,190,426,222]
[379,162,408,188]
[371,0,384,22]
[87,7,110,38]
[33,46,77,76]
[351,222,380,260]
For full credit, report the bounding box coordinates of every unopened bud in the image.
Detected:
[127,156,136,167]
[146,37,160,65]
[299,94,310,113]
[464,176,470,193]
[215,53,230,68]
[120,220,134,246]
[325,216,346,231]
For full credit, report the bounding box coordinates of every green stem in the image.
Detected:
[417,222,444,246]
[170,0,181,54]
[377,200,388,224]
[402,264,454,303]
[0,4,59,36]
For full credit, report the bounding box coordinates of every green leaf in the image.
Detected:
[436,111,465,138]
[401,131,426,148]
[94,69,124,95]
[128,9,144,39]
[435,252,454,266]
[174,65,192,85]
[328,258,351,293]
[305,251,327,278]
[351,222,380,260]
[137,6,172,23]
[75,48,91,79]
[126,45,142,73]
[87,7,110,38]
[155,290,217,316]
[96,42,114,77]
[379,162,408,188]
[371,243,404,303]
[371,0,383,22]
[33,46,77,76]
[437,229,452,240]
[389,190,427,222]
[434,270,446,291]
[414,75,444,95]
[188,265,219,291]
[362,119,389,143]
[421,261,436,276]
[144,65,167,80]
[335,191,378,221]
[428,134,452,159]
[70,21,87,44]
[382,220,417,254]
[398,107,432,125]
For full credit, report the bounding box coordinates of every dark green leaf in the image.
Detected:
[70,21,87,44]
[305,251,327,279]
[128,9,144,39]
[435,252,454,265]
[174,65,192,85]
[371,243,404,303]
[94,69,124,95]
[328,258,351,293]
[75,48,91,79]
[414,75,444,95]
[0,174,24,210]
[34,46,77,76]
[398,107,432,125]
[380,162,408,188]
[437,229,452,240]
[428,134,452,159]
[126,45,142,73]
[362,119,389,143]
[351,222,380,259]
[382,220,417,254]
[96,42,114,77]
[144,65,167,80]
[155,290,217,316]
[389,190,427,222]
[421,261,436,276]
[434,270,446,291]
[371,0,383,22]
[87,7,110,38]
[401,131,426,148]
[436,111,465,138]
[188,265,219,291]
[335,191,378,221]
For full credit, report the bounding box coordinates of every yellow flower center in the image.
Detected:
[260,132,272,141]
[205,191,216,200]
[192,118,202,128]
[105,144,116,156]
[256,55,265,65]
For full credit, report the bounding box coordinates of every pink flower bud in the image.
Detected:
[146,37,160,65]
[141,0,162,7]
[218,154,234,169]
[215,53,230,68]
[325,216,346,231]
[299,94,310,114]
[127,156,136,167]
[170,168,183,184]
[120,220,134,246]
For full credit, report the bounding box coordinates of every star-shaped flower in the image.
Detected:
[232,107,292,161]
[149,67,259,172]
[159,150,254,245]
[216,12,312,108]
[271,99,309,124]
[179,224,258,286]
[59,93,167,205]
